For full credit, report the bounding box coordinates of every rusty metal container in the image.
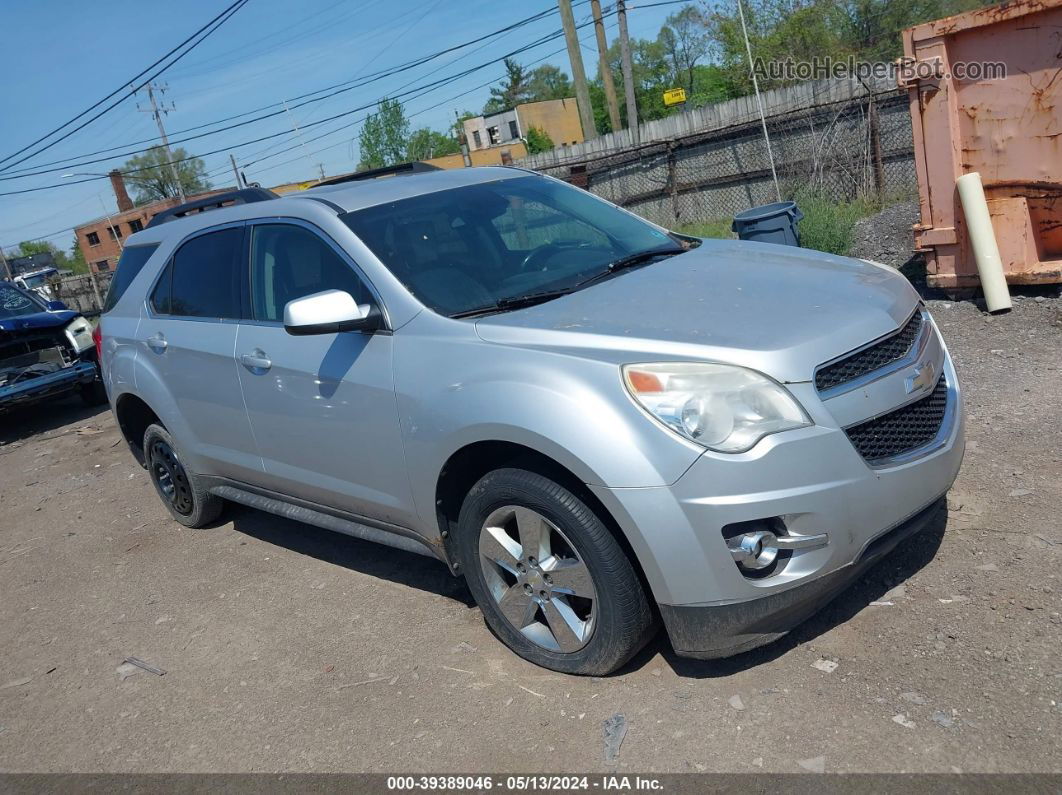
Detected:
[901,0,1062,293]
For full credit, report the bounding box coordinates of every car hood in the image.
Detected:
[0,309,79,333]
[474,239,921,384]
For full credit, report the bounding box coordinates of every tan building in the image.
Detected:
[423,140,528,170]
[463,99,583,153]
[74,172,229,274]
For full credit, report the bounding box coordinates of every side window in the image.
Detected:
[250,224,370,323]
[166,227,244,318]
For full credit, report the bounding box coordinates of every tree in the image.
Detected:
[525,65,573,103]
[123,146,210,205]
[658,6,713,95]
[407,127,461,160]
[525,126,555,154]
[68,237,88,274]
[484,58,531,113]
[358,98,410,170]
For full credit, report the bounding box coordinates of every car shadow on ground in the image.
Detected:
[0,396,108,445]
[223,503,476,607]
[223,499,947,678]
[623,505,949,678]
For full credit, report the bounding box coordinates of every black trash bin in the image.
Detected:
[731,201,803,247]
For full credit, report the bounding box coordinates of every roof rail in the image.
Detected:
[146,188,278,228]
[314,161,441,188]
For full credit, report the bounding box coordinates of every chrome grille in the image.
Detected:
[816,312,924,392]
[845,374,948,463]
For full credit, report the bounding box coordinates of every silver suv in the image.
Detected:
[100,166,964,675]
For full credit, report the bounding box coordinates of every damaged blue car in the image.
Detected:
[0,281,106,412]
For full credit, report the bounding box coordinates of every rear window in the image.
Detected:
[102,244,159,313]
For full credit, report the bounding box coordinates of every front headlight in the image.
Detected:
[622,362,811,453]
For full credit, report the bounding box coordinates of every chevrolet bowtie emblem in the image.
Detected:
[905,360,936,394]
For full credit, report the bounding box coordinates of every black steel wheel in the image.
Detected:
[142,424,223,528]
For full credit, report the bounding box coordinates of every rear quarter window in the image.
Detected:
[102,244,159,313]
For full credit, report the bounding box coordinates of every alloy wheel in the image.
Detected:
[478,505,597,653]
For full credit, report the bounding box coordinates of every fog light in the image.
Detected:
[722,518,830,578]
[729,530,780,570]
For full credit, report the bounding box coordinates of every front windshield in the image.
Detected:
[0,283,44,320]
[341,175,680,316]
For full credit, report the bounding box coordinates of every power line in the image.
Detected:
[1,0,691,198]
[0,2,571,180]
[0,0,250,174]
[0,16,590,187]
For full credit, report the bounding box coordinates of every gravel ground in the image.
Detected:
[0,297,1060,774]
[848,201,922,271]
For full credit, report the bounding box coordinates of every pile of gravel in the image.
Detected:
[847,201,920,270]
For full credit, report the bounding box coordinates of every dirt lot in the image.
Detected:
[1,296,1059,774]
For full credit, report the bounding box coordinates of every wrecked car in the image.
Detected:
[0,281,106,412]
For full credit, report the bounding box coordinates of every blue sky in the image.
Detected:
[0,0,682,254]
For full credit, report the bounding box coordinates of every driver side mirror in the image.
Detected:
[283,290,381,336]
[46,300,68,311]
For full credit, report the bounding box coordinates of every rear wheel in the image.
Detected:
[143,423,223,528]
[457,468,655,675]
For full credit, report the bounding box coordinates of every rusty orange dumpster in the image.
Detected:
[901,0,1062,294]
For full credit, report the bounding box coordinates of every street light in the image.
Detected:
[61,173,123,252]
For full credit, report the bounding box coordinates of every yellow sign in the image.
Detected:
[663,88,687,106]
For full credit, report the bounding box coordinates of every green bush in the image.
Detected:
[794,193,877,255]
[674,218,735,240]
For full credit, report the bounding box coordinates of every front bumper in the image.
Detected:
[0,360,96,410]
[659,496,946,658]
[589,345,964,660]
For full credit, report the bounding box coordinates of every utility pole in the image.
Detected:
[138,82,186,202]
[590,0,621,133]
[98,195,123,253]
[736,0,781,201]
[617,0,639,143]
[557,0,598,139]
[0,246,11,281]
[229,154,244,188]
[456,110,472,167]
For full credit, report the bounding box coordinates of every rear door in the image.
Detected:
[139,224,263,481]
[234,220,415,527]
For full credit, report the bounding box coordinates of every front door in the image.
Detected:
[234,221,415,528]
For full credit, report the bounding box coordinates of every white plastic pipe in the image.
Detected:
[956,172,1012,313]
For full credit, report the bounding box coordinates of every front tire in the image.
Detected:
[143,423,223,528]
[456,468,655,675]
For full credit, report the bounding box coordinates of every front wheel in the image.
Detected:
[456,468,655,675]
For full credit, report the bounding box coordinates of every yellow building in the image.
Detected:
[463,99,584,153]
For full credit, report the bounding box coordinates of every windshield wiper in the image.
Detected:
[449,246,683,320]
[450,288,574,319]
[573,245,684,290]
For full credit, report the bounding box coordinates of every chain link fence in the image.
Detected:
[518,77,918,230]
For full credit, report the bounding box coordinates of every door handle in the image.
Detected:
[146,333,167,352]
[240,350,272,372]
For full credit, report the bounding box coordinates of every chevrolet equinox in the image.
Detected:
[99,166,964,675]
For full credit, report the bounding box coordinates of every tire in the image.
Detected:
[143,423,223,528]
[456,468,655,675]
